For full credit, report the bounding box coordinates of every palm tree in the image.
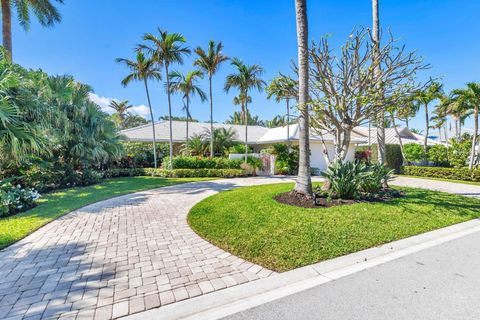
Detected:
[232,92,251,118]
[266,74,297,143]
[415,82,444,154]
[141,29,191,169]
[224,58,266,161]
[446,96,471,139]
[116,51,161,168]
[194,40,229,158]
[294,0,312,195]
[265,115,287,128]
[1,0,63,61]
[225,110,263,126]
[451,82,480,169]
[109,100,133,129]
[169,70,207,155]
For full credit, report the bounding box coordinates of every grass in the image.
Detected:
[0,176,213,250]
[399,175,480,186]
[188,183,480,272]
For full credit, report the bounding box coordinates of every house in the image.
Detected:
[351,126,441,146]
[120,121,366,172]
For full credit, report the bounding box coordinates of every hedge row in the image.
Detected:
[162,156,243,170]
[102,168,247,179]
[402,166,480,182]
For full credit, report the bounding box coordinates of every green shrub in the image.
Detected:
[356,144,402,172]
[403,144,425,164]
[228,143,253,154]
[113,142,170,168]
[321,160,368,199]
[0,178,40,217]
[162,156,243,170]
[247,156,263,176]
[402,166,480,182]
[268,143,299,175]
[360,164,394,193]
[102,168,246,178]
[448,139,471,168]
[427,145,449,167]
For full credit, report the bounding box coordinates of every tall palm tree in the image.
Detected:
[451,82,480,169]
[294,0,312,195]
[169,70,207,155]
[372,0,386,164]
[109,100,133,128]
[141,29,191,169]
[194,40,229,158]
[224,58,265,161]
[1,0,63,61]
[415,82,444,154]
[446,95,472,139]
[225,110,263,126]
[116,51,161,168]
[232,92,251,118]
[266,74,297,143]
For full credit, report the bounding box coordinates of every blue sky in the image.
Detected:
[10,0,480,131]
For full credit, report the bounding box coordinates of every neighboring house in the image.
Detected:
[351,126,441,146]
[120,121,366,172]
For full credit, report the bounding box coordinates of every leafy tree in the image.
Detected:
[141,29,191,169]
[194,40,229,158]
[1,0,64,61]
[116,51,161,168]
[448,137,471,168]
[403,143,425,164]
[169,70,206,155]
[108,100,134,129]
[266,74,297,142]
[224,58,265,161]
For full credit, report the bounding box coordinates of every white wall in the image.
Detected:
[309,141,356,172]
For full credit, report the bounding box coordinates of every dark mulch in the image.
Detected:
[274,189,404,209]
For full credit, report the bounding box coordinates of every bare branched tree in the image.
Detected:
[308,28,429,161]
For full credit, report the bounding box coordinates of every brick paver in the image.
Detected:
[0,177,289,319]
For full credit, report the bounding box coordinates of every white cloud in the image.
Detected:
[88,93,149,118]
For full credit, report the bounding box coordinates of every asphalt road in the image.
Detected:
[222,230,480,320]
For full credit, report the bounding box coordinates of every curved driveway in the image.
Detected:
[0,176,478,319]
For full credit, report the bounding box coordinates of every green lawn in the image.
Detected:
[0,176,213,250]
[188,183,480,272]
[399,175,480,186]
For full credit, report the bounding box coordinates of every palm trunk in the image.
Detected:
[144,79,157,169]
[244,92,248,162]
[391,113,406,164]
[372,0,385,164]
[165,63,174,170]
[286,98,290,143]
[209,75,214,158]
[469,105,478,169]
[185,97,190,156]
[294,0,312,195]
[1,0,12,61]
[424,103,429,155]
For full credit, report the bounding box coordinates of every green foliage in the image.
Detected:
[360,164,394,193]
[403,143,425,163]
[162,156,243,169]
[114,141,169,168]
[228,143,253,154]
[448,138,471,168]
[402,166,480,182]
[0,179,40,217]
[321,160,368,199]
[102,167,245,178]
[427,145,449,167]
[356,144,403,173]
[268,143,299,175]
[247,156,263,176]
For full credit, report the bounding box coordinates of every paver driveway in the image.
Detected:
[0,177,298,320]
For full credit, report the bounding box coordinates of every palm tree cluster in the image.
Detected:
[108,100,148,130]
[182,127,236,157]
[0,52,123,176]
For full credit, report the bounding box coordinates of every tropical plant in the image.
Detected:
[403,143,425,164]
[169,69,207,155]
[108,100,133,129]
[451,82,480,169]
[224,58,266,162]
[210,127,236,156]
[225,110,263,126]
[0,0,63,61]
[182,133,206,156]
[269,143,299,175]
[141,29,191,170]
[116,51,161,167]
[360,163,394,193]
[427,144,449,167]
[0,178,40,216]
[415,82,444,153]
[321,160,368,199]
[194,40,229,158]
[121,114,148,129]
[247,156,263,176]
[265,115,288,128]
[266,74,297,142]
[448,136,471,168]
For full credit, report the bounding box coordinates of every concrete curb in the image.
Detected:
[124,218,480,320]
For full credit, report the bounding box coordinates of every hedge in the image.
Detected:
[402,166,480,182]
[356,144,403,173]
[162,156,243,169]
[102,168,247,179]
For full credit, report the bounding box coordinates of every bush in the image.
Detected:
[268,143,299,175]
[448,139,471,168]
[356,144,402,172]
[102,168,246,179]
[403,144,425,164]
[360,164,394,193]
[112,142,170,168]
[402,166,480,182]
[321,160,368,199]
[247,156,263,176]
[427,145,449,167]
[0,179,40,217]
[162,156,243,170]
[228,143,253,154]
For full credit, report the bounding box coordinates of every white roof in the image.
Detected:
[351,126,441,146]
[121,121,367,145]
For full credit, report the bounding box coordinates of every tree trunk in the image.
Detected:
[286,98,290,144]
[244,91,248,162]
[144,79,157,169]
[424,103,429,155]
[391,113,406,164]
[209,75,214,158]
[372,0,385,164]
[294,0,312,196]
[165,63,174,170]
[469,105,478,169]
[405,116,409,129]
[1,0,12,61]
[185,97,190,156]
